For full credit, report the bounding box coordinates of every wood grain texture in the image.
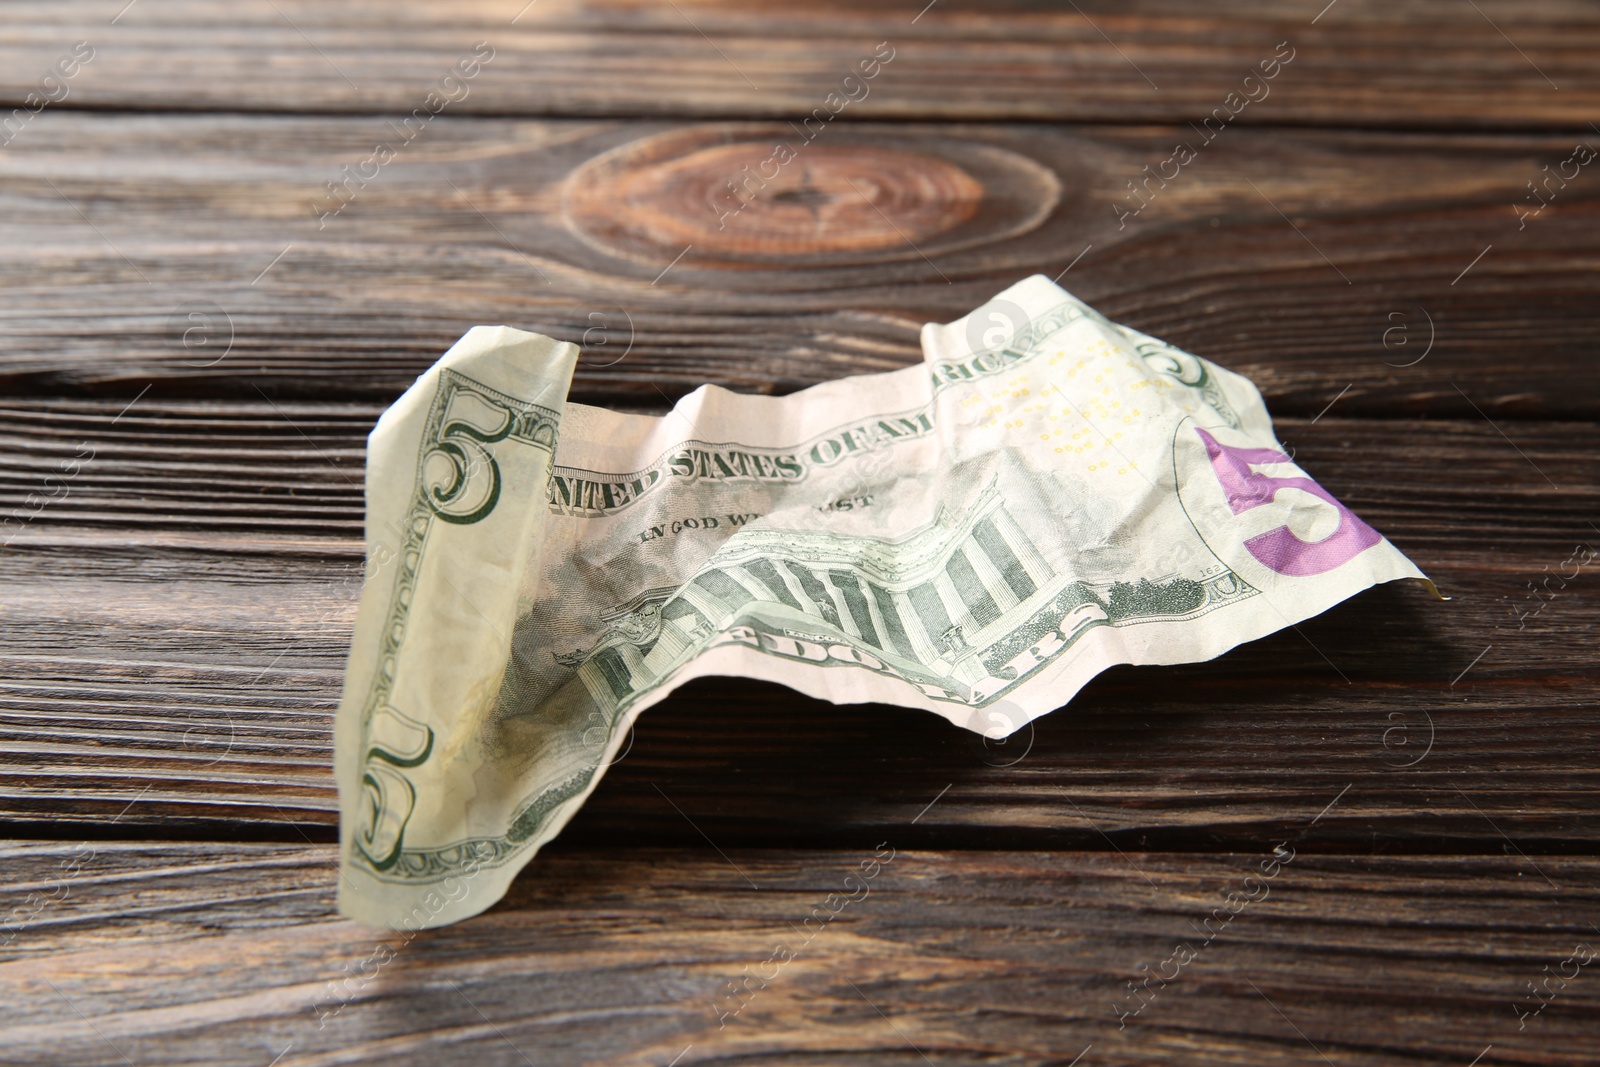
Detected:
[2,843,1598,1066]
[2,115,1596,416]
[3,400,1595,847]
[5,3,1600,1060]
[5,562,1595,850]
[0,0,1596,127]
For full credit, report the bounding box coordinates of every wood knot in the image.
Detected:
[562,126,1060,270]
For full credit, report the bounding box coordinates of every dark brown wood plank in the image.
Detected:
[3,404,1595,847]
[1,1,1596,128]
[6,567,1595,851]
[2,843,1597,1066]
[3,116,1596,417]
[0,399,374,536]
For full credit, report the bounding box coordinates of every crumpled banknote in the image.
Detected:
[335,275,1430,928]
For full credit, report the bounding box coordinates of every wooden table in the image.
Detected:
[3,2,1598,1064]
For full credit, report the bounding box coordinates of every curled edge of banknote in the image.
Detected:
[335,275,1437,929]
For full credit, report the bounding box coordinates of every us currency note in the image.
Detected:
[336,276,1430,928]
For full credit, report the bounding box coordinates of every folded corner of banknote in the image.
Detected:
[334,276,1433,929]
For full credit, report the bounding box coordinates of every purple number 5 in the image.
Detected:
[1196,428,1381,576]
